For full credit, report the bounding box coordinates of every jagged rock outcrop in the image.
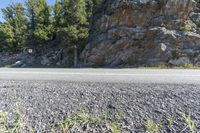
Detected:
[82,0,200,67]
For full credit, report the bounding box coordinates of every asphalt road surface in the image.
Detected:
[1,68,200,84]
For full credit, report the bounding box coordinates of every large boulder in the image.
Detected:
[82,0,200,67]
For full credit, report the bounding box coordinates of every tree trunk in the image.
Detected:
[74,46,78,68]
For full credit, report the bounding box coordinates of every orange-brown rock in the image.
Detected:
[82,0,200,67]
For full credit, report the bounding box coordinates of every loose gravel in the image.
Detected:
[0,80,200,133]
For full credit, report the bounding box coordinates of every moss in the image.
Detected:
[180,24,193,31]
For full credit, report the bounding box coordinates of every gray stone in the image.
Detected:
[164,0,195,21]
[190,12,200,26]
[169,57,191,66]
[41,56,51,66]
[11,61,23,68]
[160,43,167,52]
[195,61,200,66]
[21,64,27,68]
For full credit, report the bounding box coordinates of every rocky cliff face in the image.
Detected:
[82,0,200,67]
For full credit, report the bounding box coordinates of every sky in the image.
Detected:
[0,0,55,22]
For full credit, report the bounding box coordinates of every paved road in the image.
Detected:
[0,69,200,132]
[0,68,200,84]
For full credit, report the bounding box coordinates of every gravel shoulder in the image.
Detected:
[0,80,200,132]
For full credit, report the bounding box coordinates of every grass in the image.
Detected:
[111,122,121,133]
[0,103,24,133]
[181,113,196,132]
[146,119,164,133]
[180,24,193,31]
[167,116,174,126]
[138,64,200,69]
[0,104,198,133]
[52,111,118,133]
[3,64,11,68]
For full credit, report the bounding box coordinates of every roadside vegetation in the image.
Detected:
[138,63,200,69]
[0,104,198,133]
[0,0,102,52]
[0,0,102,67]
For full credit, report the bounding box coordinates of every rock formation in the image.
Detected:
[82,0,200,67]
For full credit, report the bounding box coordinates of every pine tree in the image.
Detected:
[53,0,63,28]
[26,0,53,46]
[55,0,88,67]
[26,0,38,45]
[34,0,53,43]
[0,22,14,51]
[0,0,103,56]
[85,0,102,17]
[0,3,27,52]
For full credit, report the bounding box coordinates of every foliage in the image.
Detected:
[0,0,102,52]
[0,103,24,133]
[26,0,53,45]
[167,116,174,126]
[0,104,198,133]
[52,112,107,132]
[181,113,196,132]
[180,24,193,31]
[146,119,164,133]
[0,3,27,52]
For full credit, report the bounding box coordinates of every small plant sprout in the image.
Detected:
[181,113,196,132]
[11,103,25,133]
[0,111,8,133]
[111,112,122,133]
[54,112,107,132]
[167,116,174,126]
[146,119,164,133]
[0,103,25,133]
[180,24,193,31]
[111,122,121,133]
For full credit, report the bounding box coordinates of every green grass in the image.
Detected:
[111,122,121,133]
[138,64,200,69]
[146,119,164,133]
[0,104,198,133]
[52,111,110,133]
[181,113,196,132]
[180,24,193,31]
[167,116,174,126]
[3,64,11,68]
[0,103,24,133]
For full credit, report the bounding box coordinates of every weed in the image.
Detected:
[0,104,198,133]
[184,64,195,68]
[3,64,11,68]
[0,111,8,133]
[0,103,24,133]
[111,112,122,133]
[180,24,193,31]
[11,103,25,133]
[146,119,163,133]
[54,112,107,132]
[111,122,121,133]
[181,113,196,132]
[167,116,174,126]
